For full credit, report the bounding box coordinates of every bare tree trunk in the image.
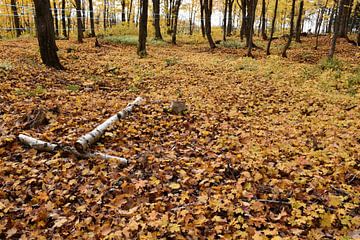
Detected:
[266,0,278,55]
[10,0,21,37]
[67,10,71,35]
[53,0,59,37]
[138,0,148,57]
[329,0,344,58]
[223,0,228,41]
[315,0,329,49]
[89,0,96,36]
[61,0,67,38]
[240,0,246,40]
[204,0,216,48]
[246,0,255,57]
[128,0,133,24]
[227,0,234,36]
[260,0,267,39]
[200,0,206,37]
[295,0,303,42]
[33,0,64,70]
[339,0,350,37]
[171,0,182,44]
[104,0,107,30]
[75,0,84,43]
[281,0,296,57]
[121,0,126,22]
[153,0,163,40]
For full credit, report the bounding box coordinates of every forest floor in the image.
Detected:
[0,36,359,239]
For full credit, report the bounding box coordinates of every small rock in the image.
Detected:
[170,100,187,114]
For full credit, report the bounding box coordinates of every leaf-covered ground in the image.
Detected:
[0,36,359,239]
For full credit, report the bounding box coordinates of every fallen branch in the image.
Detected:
[18,134,128,165]
[75,97,143,153]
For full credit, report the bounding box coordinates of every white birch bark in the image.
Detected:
[18,134,58,152]
[75,97,143,153]
[18,134,128,164]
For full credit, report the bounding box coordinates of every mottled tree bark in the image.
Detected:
[223,0,228,41]
[33,0,64,69]
[200,0,205,37]
[53,0,59,37]
[329,0,344,58]
[121,0,126,22]
[227,0,234,36]
[260,0,267,40]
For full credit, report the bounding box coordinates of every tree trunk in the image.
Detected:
[200,0,206,37]
[315,0,328,49]
[295,0,303,42]
[240,0,247,40]
[328,4,335,33]
[33,0,64,70]
[223,0,228,41]
[227,0,234,36]
[121,0,126,22]
[153,0,163,40]
[61,0,67,38]
[246,0,255,57]
[75,0,84,43]
[329,0,344,58]
[260,0,267,40]
[138,0,148,57]
[88,0,96,36]
[10,0,21,37]
[171,0,182,44]
[339,0,350,37]
[266,0,278,55]
[281,0,296,57]
[128,0,133,24]
[53,1,59,37]
[204,0,216,48]
[104,0,107,29]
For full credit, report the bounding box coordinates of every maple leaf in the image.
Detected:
[320,213,335,228]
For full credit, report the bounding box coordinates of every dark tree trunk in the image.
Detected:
[260,0,267,40]
[121,0,126,22]
[89,0,96,36]
[10,0,21,37]
[128,0,133,24]
[357,27,360,45]
[75,0,84,43]
[227,0,234,36]
[153,0,163,40]
[329,0,344,58]
[33,0,63,70]
[104,0,107,29]
[200,0,206,37]
[281,0,296,57]
[138,0,148,57]
[204,0,216,48]
[266,0,278,55]
[339,0,350,37]
[53,1,59,37]
[246,0,255,57]
[223,0,228,41]
[350,1,359,32]
[171,0,181,44]
[240,0,246,40]
[295,0,303,42]
[61,0,67,38]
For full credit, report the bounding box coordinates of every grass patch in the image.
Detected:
[0,61,13,71]
[220,40,243,49]
[102,35,138,46]
[319,57,342,71]
[67,84,80,92]
[347,69,360,96]
[164,57,178,67]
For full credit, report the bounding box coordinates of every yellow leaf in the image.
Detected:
[320,213,335,228]
[328,194,342,207]
[168,223,181,233]
[169,182,181,189]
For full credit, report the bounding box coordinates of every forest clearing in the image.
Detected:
[0,35,359,239]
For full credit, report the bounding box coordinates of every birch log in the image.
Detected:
[75,97,143,153]
[18,134,58,152]
[18,134,128,165]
